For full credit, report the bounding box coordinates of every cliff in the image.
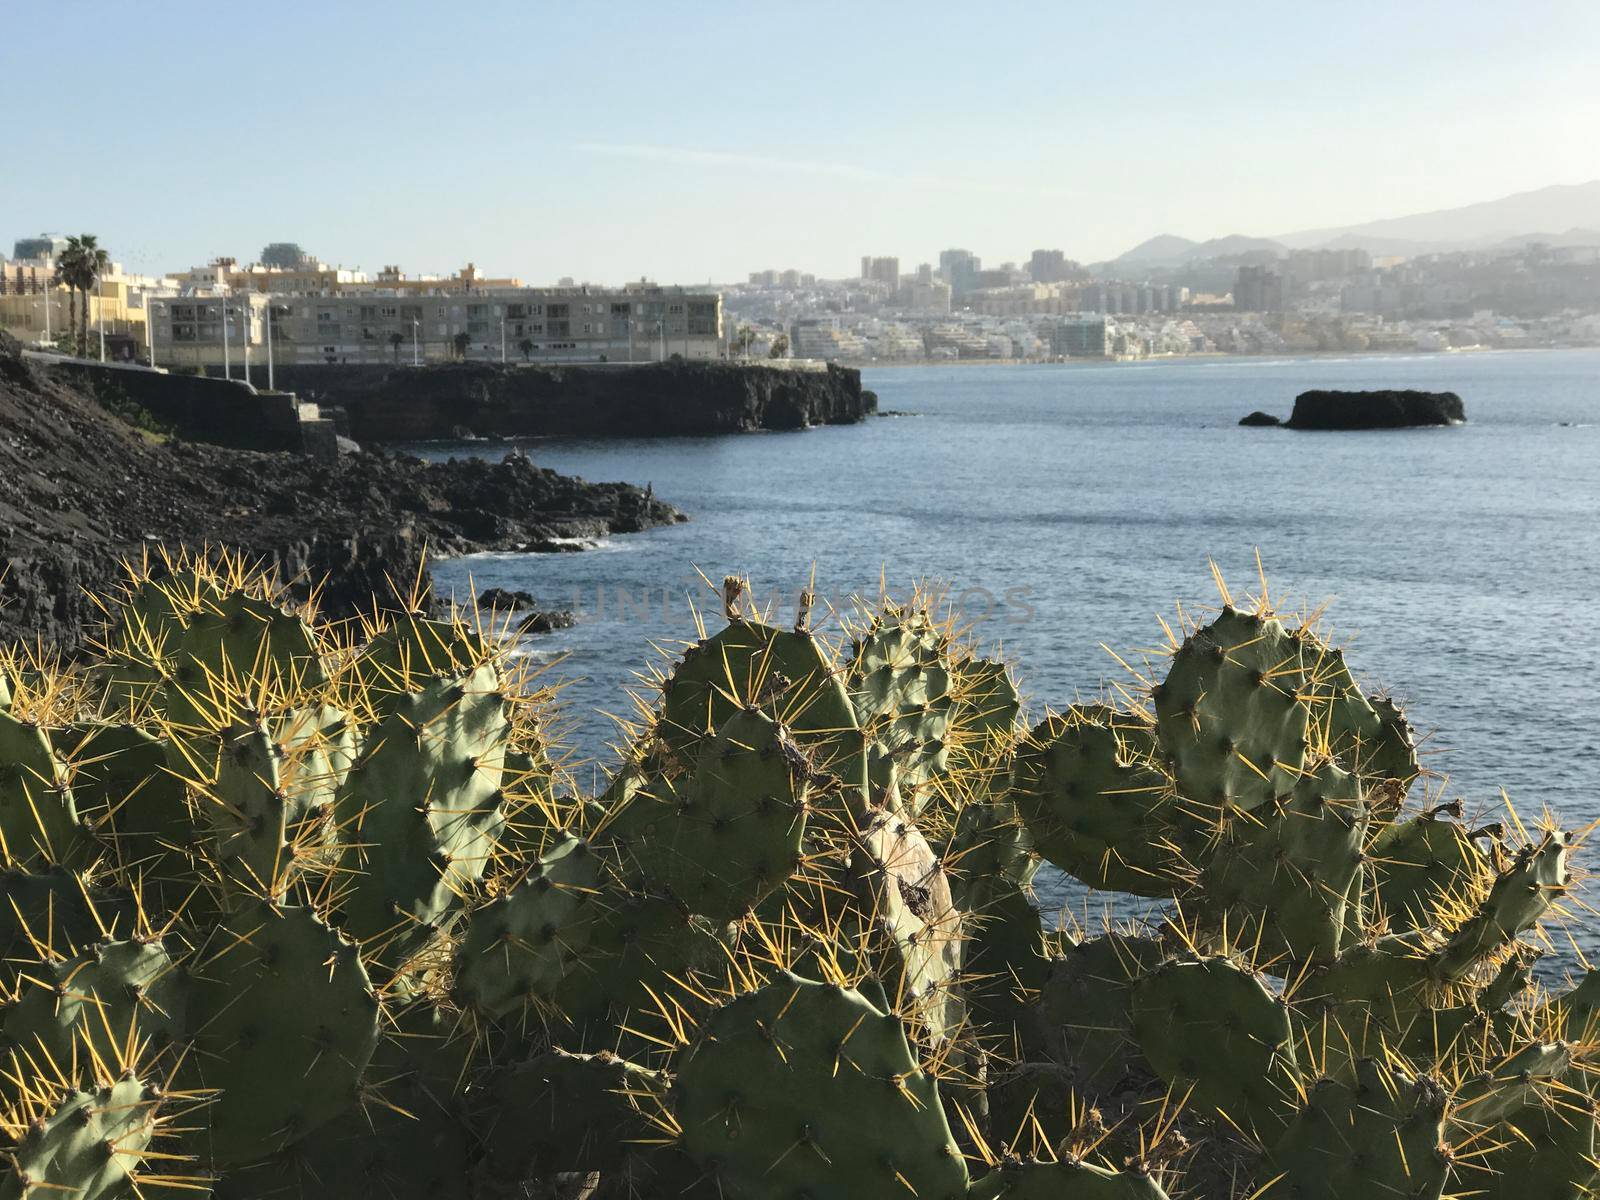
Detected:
[250,360,876,442]
[0,332,683,649]
[1284,390,1466,429]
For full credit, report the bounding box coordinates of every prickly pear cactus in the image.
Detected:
[336,666,508,969]
[673,972,970,1199]
[0,1076,163,1200]
[1012,706,1190,897]
[184,901,380,1167]
[968,1159,1172,1199]
[1154,607,1312,813]
[1130,956,1299,1140]
[1266,1059,1449,1200]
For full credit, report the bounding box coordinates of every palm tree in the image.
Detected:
[518,337,534,362]
[452,331,471,360]
[389,331,405,364]
[79,235,110,358]
[53,237,86,353]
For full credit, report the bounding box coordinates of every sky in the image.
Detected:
[6,0,1600,285]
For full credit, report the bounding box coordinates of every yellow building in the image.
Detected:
[0,260,162,352]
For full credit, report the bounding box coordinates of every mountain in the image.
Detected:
[1277,180,1600,254]
[1109,234,1198,265]
[1103,233,1285,271]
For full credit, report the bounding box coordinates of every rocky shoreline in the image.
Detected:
[0,332,683,648]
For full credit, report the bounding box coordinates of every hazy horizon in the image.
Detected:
[7,0,1600,284]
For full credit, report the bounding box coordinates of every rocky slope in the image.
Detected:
[0,332,683,648]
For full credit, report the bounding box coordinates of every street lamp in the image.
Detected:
[412,319,421,366]
[500,316,507,364]
[97,272,106,363]
[221,296,231,381]
[266,301,276,390]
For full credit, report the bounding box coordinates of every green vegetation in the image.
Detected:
[51,234,110,358]
[0,552,1592,1199]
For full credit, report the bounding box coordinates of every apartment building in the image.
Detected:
[149,284,723,367]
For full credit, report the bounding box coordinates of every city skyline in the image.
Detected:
[7,0,1600,284]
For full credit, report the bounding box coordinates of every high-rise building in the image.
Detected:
[1234,265,1285,312]
[939,249,981,295]
[12,234,67,262]
[1029,249,1070,283]
[916,262,934,285]
[861,256,900,290]
[1051,316,1110,357]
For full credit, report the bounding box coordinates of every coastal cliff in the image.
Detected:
[252,360,876,441]
[0,332,682,648]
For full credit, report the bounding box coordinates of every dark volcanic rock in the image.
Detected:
[0,339,683,649]
[260,360,875,442]
[1239,411,1281,427]
[1285,390,1465,430]
[476,588,575,635]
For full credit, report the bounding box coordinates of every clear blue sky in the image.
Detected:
[6,0,1598,284]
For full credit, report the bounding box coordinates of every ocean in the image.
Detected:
[416,349,1600,955]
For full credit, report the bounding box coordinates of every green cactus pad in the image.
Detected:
[943,796,1037,913]
[2,939,186,1081]
[454,833,606,1020]
[0,710,89,870]
[1308,647,1420,787]
[1267,1059,1448,1200]
[1475,1098,1600,1200]
[1130,956,1298,1140]
[1369,811,1494,933]
[352,615,493,718]
[968,1159,1171,1199]
[848,610,954,802]
[184,901,380,1168]
[336,667,507,968]
[609,708,808,922]
[1451,1040,1572,1129]
[674,971,970,1199]
[1040,933,1165,1090]
[479,1047,665,1183]
[0,1076,161,1200]
[659,618,860,778]
[549,892,724,1039]
[0,869,128,983]
[1154,608,1312,814]
[1200,758,1368,963]
[1013,708,1190,898]
[1436,832,1570,981]
[60,723,189,887]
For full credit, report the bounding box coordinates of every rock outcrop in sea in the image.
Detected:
[1241,389,1466,429]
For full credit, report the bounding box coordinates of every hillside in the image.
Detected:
[1278,179,1600,254]
[0,333,682,647]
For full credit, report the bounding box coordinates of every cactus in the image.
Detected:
[2,939,186,1090]
[0,563,1593,1200]
[658,610,861,779]
[1012,707,1193,898]
[184,900,380,1167]
[603,708,808,922]
[672,971,971,1198]
[453,833,606,1021]
[0,1075,165,1200]
[336,666,508,970]
[968,1159,1172,1199]
[1266,1059,1449,1200]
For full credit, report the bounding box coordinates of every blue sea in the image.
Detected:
[417,349,1600,956]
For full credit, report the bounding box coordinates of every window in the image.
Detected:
[172,324,196,342]
[546,303,568,319]
[548,319,570,336]
[611,303,631,316]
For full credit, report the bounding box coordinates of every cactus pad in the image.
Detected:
[673,971,969,1199]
